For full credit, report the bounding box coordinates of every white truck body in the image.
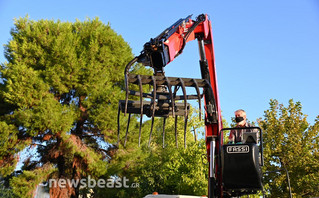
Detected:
[144,195,207,198]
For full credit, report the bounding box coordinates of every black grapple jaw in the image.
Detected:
[118,73,213,148]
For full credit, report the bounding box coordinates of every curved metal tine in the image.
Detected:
[151,76,157,119]
[175,115,178,148]
[192,79,202,121]
[165,76,175,117]
[173,84,180,97]
[148,76,157,148]
[124,113,131,147]
[184,115,188,148]
[117,103,121,145]
[163,117,166,148]
[179,78,188,118]
[148,117,155,148]
[124,74,129,116]
[137,75,143,147]
[179,78,188,149]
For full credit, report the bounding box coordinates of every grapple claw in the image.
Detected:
[124,74,129,116]
[124,113,131,147]
[148,116,155,147]
[184,115,188,148]
[165,76,175,117]
[148,76,157,148]
[119,73,214,148]
[178,78,188,118]
[137,75,143,147]
[178,77,188,149]
[151,76,157,119]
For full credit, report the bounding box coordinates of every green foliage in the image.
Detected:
[0,16,146,197]
[0,121,29,177]
[5,14,318,198]
[0,182,17,198]
[135,140,207,196]
[258,99,319,197]
[97,108,208,197]
[10,164,56,198]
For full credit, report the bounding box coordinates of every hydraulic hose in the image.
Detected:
[124,56,139,116]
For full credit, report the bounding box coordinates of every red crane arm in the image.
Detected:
[123,14,224,197]
[137,14,223,197]
[122,14,264,198]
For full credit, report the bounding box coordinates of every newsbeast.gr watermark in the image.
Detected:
[40,176,139,189]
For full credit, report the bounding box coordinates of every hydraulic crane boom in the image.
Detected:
[118,13,264,198]
[118,14,263,198]
[118,13,223,197]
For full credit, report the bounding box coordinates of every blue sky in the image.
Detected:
[1,0,318,126]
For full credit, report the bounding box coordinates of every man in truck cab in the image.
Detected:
[228,109,256,144]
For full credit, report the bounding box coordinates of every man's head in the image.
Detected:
[234,109,247,127]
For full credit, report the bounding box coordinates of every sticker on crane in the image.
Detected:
[226,145,249,154]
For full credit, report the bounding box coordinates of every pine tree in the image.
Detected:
[0,16,140,197]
